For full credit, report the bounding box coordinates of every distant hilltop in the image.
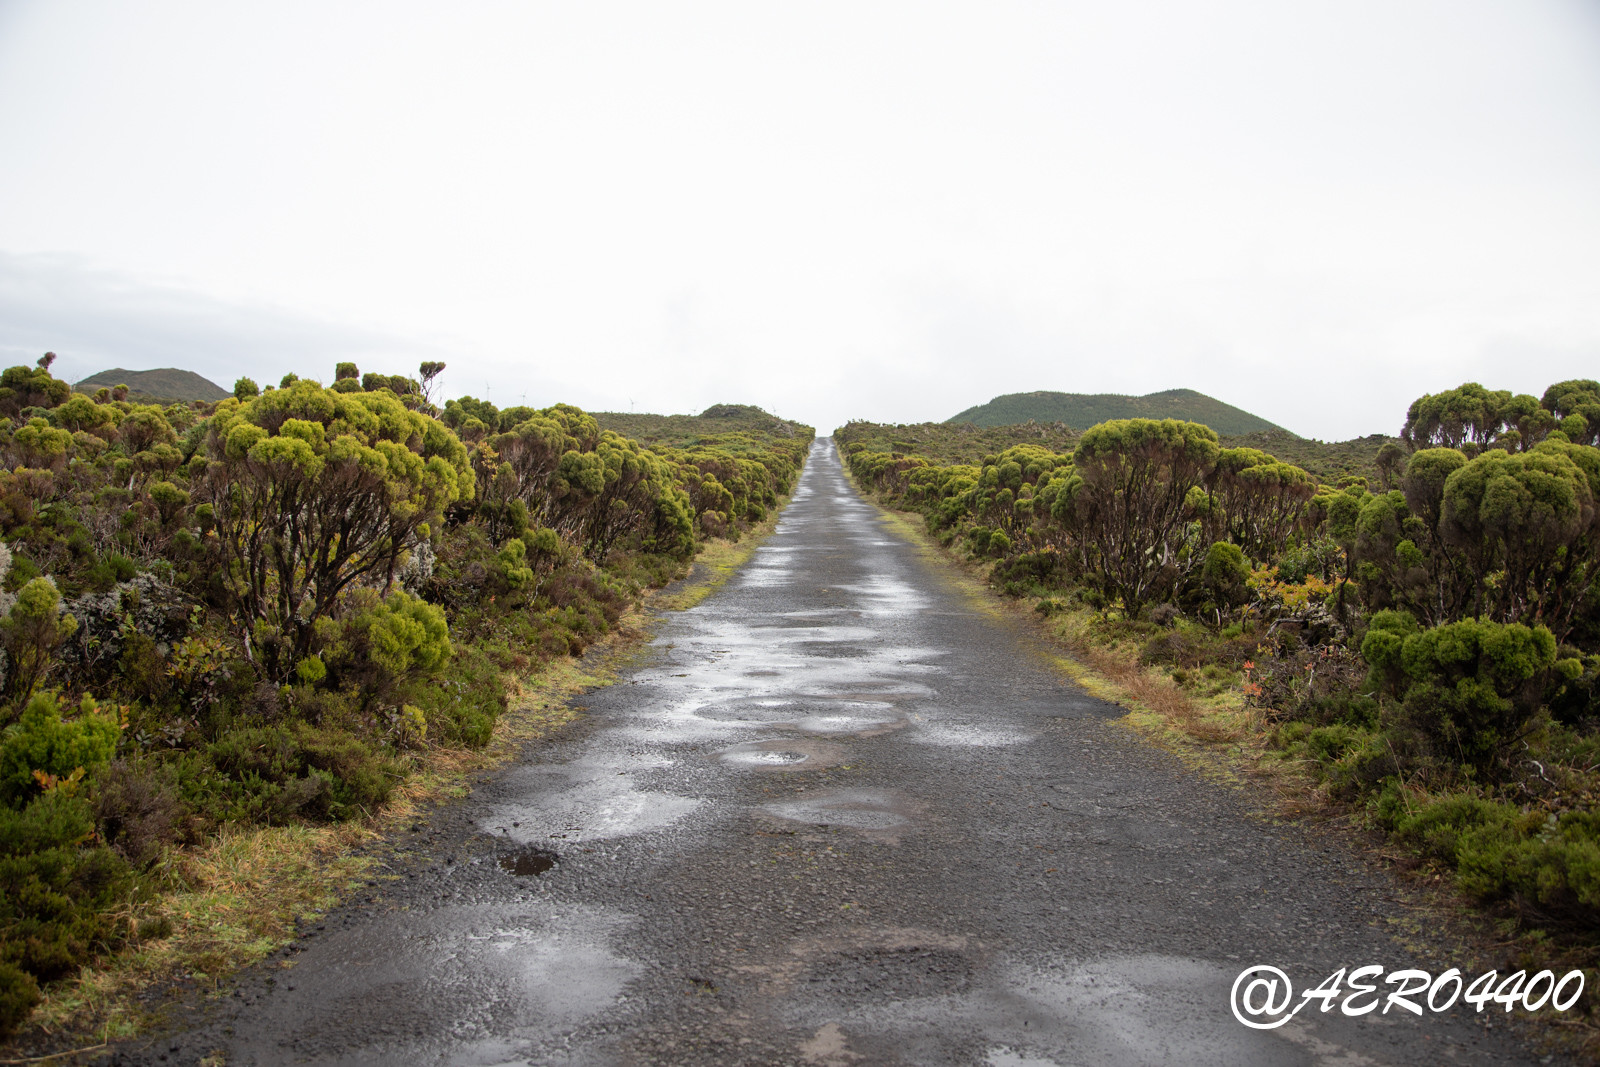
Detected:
[74,367,230,403]
[947,388,1291,438]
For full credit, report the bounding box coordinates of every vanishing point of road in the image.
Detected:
[125,439,1552,1066]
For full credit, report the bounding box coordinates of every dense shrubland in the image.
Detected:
[840,378,1600,964]
[836,419,1398,488]
[0,353,809,1037]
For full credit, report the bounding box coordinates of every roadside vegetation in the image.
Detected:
[840,379,1600,1038]
[841,420,1399,487]
[0,352,810,1040]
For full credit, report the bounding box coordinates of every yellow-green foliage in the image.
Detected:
[201,380,473,678]
[359,592,452,679]
[0,692,117,806]
[1362,614,1556,769]
[498,538,535,588]
[1379,788,1600,929]
[1,578,79,706]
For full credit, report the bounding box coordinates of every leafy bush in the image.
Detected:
[0,791,133,996]
[992,550,1063,597]
[360,591,451,680]
[1364,617,1556,772]
[1380,789,1600,929]
[839,387,1600,988]
[202,723,397,823]
[199,380,473,679]
[0,692,118,807]
[405,642,504,748]
[1201,541,1250,612]
[1305,724,1363,764]
[0,960,40,1040]
[0,578,78,707]
[0,358,821,1035]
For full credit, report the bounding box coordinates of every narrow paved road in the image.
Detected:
[132,440,1550,1066]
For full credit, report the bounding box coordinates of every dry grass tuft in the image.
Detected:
[1052,620,1243,744]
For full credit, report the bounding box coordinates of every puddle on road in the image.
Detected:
[738,751,807,766]
[715,738,847,772]
[835,574,931,616]
[499,848,557,877]
[484,761,703,844]
[720,746,809,767]
[811,953,1370,1067]
[236,904,639,1064]
[762,789,912,830]
[656,694,908,739]
[791,711,903,735]
[793,639,869,658]
[912,722,1033,748]
[694,698,803,724]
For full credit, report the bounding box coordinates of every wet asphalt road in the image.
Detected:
[127,439,1554,1066]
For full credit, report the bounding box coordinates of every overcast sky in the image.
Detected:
[2,2,1598,440]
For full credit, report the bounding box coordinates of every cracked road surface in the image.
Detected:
[129,439,1550,1066]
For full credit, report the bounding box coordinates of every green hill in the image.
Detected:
[948,388,1291,437]
[74,367,229,403]
[595,404,810,450]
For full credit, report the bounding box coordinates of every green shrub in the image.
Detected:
[296,655,327,685]
[1272,720,1313,748]
[199,380,472,680]
[497,538,534,589]
[1323,732,1409,799]
[0,577,79,706]
[0,790,134,990]
[0,960,40,1040]
[1382,790,1600,929]
[1546,653,1600,725]
[360,591,452,680]
[1201,541,1250,609]
[1297,690,1379,730]
[1365,617,1555,772]
[405,642,504,748]
[993,550,1063,595]
[203,723,396,823]
[0,692,118,806]
[84,552,137,593]
[1360,610,1419,688]
[1305,724,1363,764]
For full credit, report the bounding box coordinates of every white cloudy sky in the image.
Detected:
[2,1,1598,439]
